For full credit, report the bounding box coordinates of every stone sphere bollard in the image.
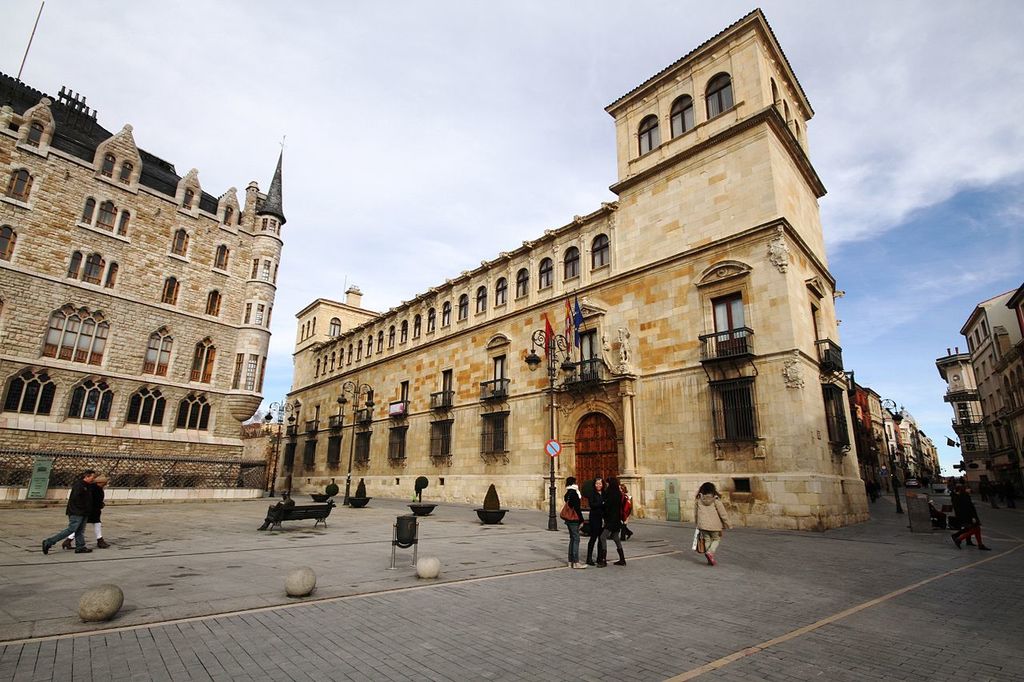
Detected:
[416,557,441,579]
[285,567,316,597]
[79,584,124,622]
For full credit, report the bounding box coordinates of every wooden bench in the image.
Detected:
[265,501,335,530]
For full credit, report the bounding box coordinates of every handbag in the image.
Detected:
[693,528,706,553]
[559,502,579,522]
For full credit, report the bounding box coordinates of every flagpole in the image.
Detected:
[17,1,45,82]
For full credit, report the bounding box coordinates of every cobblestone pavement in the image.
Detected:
[1,495,1021,681]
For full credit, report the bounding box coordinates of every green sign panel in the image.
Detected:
[664,478,681,522]
[27,457,54,499]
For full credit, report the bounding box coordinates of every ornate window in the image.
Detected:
[27,121,44,147]
[67,379,113,421]
[706,73,734,119]
[117,210,130,236]
[81,198,96,223]
[638,115,660,155]
[176,393,211,430]
[563,247,579,280]
[592,234,609,268]
[495,278,508,306]
[104,262,118,288]
[538,258,553,289]
[214,244,230,270]
[329,318,341,337]
[6,169,32,201]
[42,307,108,365]
[670,95,694,137]
[161,277,180,305]
[96,201,116,231]
[82,253,104,284]
[400,320,409,343]
[144,330,173,375]
[190,338,216,383]
[182,188,195,209]
[119,162,133,184]
[426,308,436,333]
[101,153,115,177]
[516,268,529,298]
[413,314,422,338]
[458,294,469,321]
[126,387,166,425]
[67,251,83,278]
[442,301,451,327]
[476,286,487,314]
[2,369,56,414]
[205,290,222,317]
[388,325,396,348]
[171,229,189,256]
[0,225,15,261]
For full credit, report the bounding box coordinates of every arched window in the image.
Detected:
[426,308,436,333]
[592,234,610,268]
[27,121,44,147]
[329,318,342,337]
[82,253,105,285]
[458,294,469,320]
[476,286,487,314]
[563,247,579,280]
[96,201,116,231]
[315,357,321,376]
[161,277,179,305]
[190,339,216,383]
[366,334,373,357]
[670,95,694,137]
[388,325,396,348]
[783,100,791,127]
[538,258,553,289]
[357,339,363,360]
[182,188,195,209]
[516,268,529,298]
[223,206,234,225]
[104,262,118,289]
[638,115,660,155]
[770,78,779,105]
[67,379,113,421]
[0,225,15,261]
[126,387,165,425]
[400,320,409,343]
[330,352,336,370]
[214,245,230,270]
[119,161,133,184]
[2,369,56,414]
[6,169,32,201]
[81,198,96,224]
[347,343,353,363]
[377,330,384,353]
[67,251,83,278]
[495,277,508,306]
[144,330,173,375]
[706,73,733,118]
[42,308,108,364]
[176,393,211,430]
[205,290,222,316]
[101,153,116,178]
[442,301,452,327]
[171,229,189,256]
[117,211,130,236]
[413,314,422,338]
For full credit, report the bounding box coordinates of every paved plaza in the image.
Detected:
[0,494,1021,681]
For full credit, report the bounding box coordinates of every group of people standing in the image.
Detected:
[563,477,730,569]
[41,469,109,555]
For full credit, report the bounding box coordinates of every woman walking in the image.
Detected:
[585,477,606,567]
[603,476,627,566]
[694,481,730,566]
[563,477,586,569]
[951,484,991,550]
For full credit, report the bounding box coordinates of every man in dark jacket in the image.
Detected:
[42,469,96,555]
[951,485,991,551]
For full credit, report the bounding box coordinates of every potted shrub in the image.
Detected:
[475,483,507,524]
[409,476,436,516]
[311,479,339,503]
[349,478,372,508]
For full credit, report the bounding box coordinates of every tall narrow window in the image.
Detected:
[223,206,234,225]
[538,258,553,289]
[495,278,508,306]
[119,162,133,184]
[190,339,216,383]
[458,294,469,321]
[481,412,508,454]
[144,331,173,376]
[329,318,341,337]
[400,320,409,343]
[101,153,116,177]
[563,247,579,280]
[366,334,373,357]
[0,226,15,261]
[711,293,748,357]
[357,339,363,360]
[442,302,451,327]
[413,314,422,338]
[261,260,271,281]
[388,325,396,348]
[117,211,130,236]
[104,262,118,288]
[254,304,265,325]
[426,308,436,333]
[176,393,211,430]
[67,379,113,421]
[182,188,195,209]
[388,426,408,461]
[67,251,83,278]
[161,277,180,305]
[670,95,694,137]
[82,253,104,285]
[81,198,96,224]
[244,354,259,391]
[706,73,734,119]
[710,379,757,441]
[171,229,189,256]
[244,303,252,324]
[214,245,230,270]
[2,369,56,415]
[205,290,222,316]
[97,201,116,231]
[377,331,384,353]
[516,268,529,298]
[6,169,32,201]
[638,115,660,155]
[250,259,259,279]
[591,234,609,269]
[823,384,850,447]
[347,343,353,364]
[476,286,487,314]
[126,387,165,425]
[27,121,44,147]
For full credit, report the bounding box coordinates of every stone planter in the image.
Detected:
[475,508,507,524]
[310,493,331,503]
[408,503,436,516]
[349,497,371,508]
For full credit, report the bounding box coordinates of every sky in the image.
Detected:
[2,1,1022,477]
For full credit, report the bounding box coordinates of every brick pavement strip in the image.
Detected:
[1,498,1023,681]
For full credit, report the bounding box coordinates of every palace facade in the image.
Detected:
[283,10,867,529]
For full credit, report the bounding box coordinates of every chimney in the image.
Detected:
[946,347,951,356]
[955,346,959,354]
[345,285,363,309]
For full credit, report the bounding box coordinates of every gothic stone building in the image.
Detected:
[283,10,867,530]
[0,73,282,497]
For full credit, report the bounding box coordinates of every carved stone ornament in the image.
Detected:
[782,350,804,389]
[616,327,632,374]
[767,227,790,273]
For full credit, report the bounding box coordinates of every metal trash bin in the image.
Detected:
[390,514,419,569]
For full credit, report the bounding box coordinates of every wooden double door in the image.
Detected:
[574,413,618,505]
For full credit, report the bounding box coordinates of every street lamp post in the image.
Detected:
[338,380,374,506]
[264,400,299,498]
[525,328,574,531]
[880,398,904,514]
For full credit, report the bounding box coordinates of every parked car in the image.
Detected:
[904,478,920,488]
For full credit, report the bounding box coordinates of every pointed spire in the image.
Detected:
[258,151,285,224]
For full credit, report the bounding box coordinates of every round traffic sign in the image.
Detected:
[545,439,562,457]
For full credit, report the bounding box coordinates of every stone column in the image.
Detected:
[620,377,637,476]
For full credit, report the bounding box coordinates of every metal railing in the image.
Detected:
[430,390,454,410]
[815,338,844,373]
[699,328,754,361]
[563,358,604,387]
[480,378,510,401]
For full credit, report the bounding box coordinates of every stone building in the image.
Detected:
[282,10,867,530]
[936,346,989,485]
[0,73,282,498]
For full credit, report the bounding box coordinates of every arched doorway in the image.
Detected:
[574,412,618,496]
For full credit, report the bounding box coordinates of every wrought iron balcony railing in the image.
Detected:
[355,407,374,424]
[563,358,605,388]
[430,390,454,410]
[815,338,844,373]
[305,419,319,434]
[699,328,754,362]
[328,414,343,429]
[480,378,510,401]
[285,424,298,438]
